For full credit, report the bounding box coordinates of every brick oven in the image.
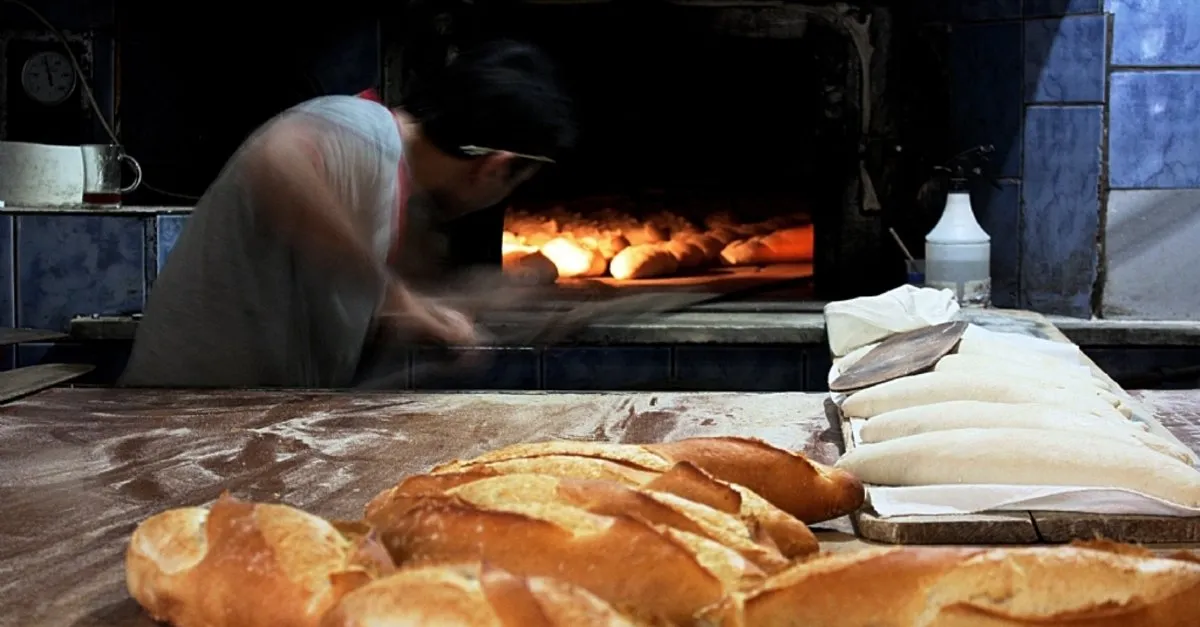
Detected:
[386,0,954,306]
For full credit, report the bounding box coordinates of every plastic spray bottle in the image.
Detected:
[923,146,996,308]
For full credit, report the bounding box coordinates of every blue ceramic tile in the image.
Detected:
[0,216,13,328]
[969,180,1021,308]
[543,347,671,391]
[949,0,1022,21]
[1024,0,1102,15]
[1024,16,1106,102]
[1109,71,1200,189]
[1110,0,1200,66]
[673,347,804,392]
[155,215,188,272]
[804,348,832,392]
[1084,347,1200,389]
[17,215,146,331]
[951,22,1024,178]
[413,347,540,390]
[1020,105,1102,317]
[1102,189,1200,319]
[16,341,133,385]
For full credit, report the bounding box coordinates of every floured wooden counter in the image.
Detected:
[835,309,1200,545]
[0,388,833,626]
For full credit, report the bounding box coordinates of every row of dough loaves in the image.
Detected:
[835,328,1200,508]
[126,493,1200,626]
[126,436,865,626]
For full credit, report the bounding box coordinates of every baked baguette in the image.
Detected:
[366,472,791,572]
[609,244,680,280]
[126,494,393,627]
[432,436,864,524]
[856,400,1196,464]
[423,455,816,558]
[714,542,1200,626]
[368,497,752,625]
[841,371,1128,420]
[321,562,648,627]
[835,427,1200,507]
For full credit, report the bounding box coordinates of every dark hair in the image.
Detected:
[408,40,577,166]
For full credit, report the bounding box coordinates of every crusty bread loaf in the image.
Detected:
[422,455,817,558]
[126,494,392,627]
[609,244,680,279]
[368,497,751,625]
[432,436,864,524]
[715,542,1200,626]
[320,562,648,627]
[365,472,791,572]
[836,428,1200,507]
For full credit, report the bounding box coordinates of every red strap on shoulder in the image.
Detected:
[356,87,383,103]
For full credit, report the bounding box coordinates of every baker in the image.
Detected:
[120,40,576,388]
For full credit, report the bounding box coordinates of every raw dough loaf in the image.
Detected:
[933,353,1129,414]
[857,400,1196,465]
[955,333,1094,377]
[841,371,1127,421]
[836,427,1200,508]
[935,353,1107,392]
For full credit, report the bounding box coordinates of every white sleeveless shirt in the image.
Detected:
[121,96,404,388]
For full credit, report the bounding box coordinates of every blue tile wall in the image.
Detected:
[950,21,1024,178]
[1102,3,1200,317]
[413,347,541,390]
[1025,0,1102,16]
[1024,15,1107,102]
[543,347,672,391]
[1021,105,1102,316]
[971,181,1022,308]
[0,216,14,329]
[949,3,1107,315]
[951,0,1023,22]
[16,215,146,331]
[1109,0,1200,66]
[1109,71,1200,189]
[156,215,188,273]
[673,347,805,392]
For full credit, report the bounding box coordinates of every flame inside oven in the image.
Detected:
[502,205,814,285]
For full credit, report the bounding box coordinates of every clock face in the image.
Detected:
[21,50,77,106]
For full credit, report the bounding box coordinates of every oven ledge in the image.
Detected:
[68,313,1200,347]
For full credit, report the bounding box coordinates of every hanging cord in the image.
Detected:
[2,0,202,201]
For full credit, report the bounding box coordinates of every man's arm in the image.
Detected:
[241,117,387,287]
[241,117,477,346]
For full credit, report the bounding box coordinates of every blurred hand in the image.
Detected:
[379,280,480,347]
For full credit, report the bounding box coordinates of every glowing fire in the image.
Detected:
[502,206,813,284]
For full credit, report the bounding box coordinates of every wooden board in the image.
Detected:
[0,327,67,345]
[0,363,93,404]
[830,310,1200,545]
[830,321,967,392]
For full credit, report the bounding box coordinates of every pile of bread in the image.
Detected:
[502,207,813,284]
[126,436,1200,625]
[833,326,1200,509]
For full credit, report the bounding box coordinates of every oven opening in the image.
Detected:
[491,3,862,305]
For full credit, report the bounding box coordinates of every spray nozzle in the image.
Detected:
[932,145,1001,191]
